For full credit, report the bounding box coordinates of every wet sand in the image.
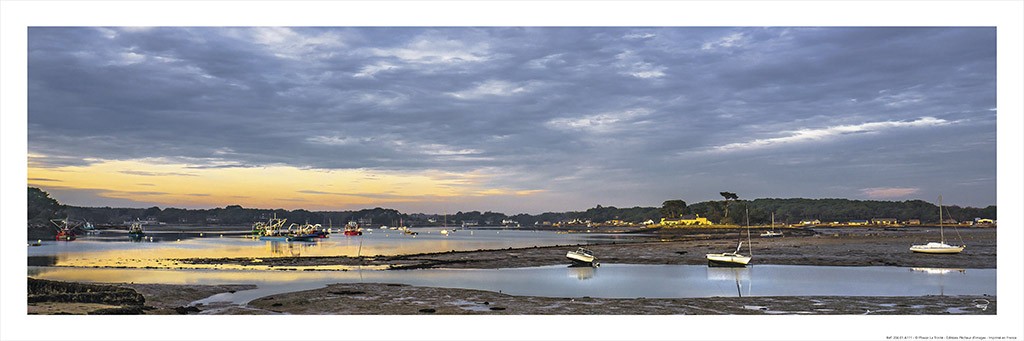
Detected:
[177,226,996,270]
[241,282,995,315]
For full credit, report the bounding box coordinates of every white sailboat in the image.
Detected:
[760,212,783,238]
[910,195,965,254]
[707,208,753,267]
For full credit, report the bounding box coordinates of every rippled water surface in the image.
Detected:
[28,264,995,304]
[27,226,638,267]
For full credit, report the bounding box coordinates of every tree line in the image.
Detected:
[28,187,996,229]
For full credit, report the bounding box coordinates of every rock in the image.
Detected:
[173,305,201,314]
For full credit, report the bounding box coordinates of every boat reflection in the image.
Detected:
[911,267,967,275]
[265,240,319,256]
[705,267,751,297]
[566,265,596,280]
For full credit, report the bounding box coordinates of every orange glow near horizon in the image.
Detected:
[27,156,542,210]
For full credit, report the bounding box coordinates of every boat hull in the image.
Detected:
[760,232,783,238]
[706,253,751,267]
[910,243,964,254]
[566,250,598,267]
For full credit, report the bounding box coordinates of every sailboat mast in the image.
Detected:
[938,195,945,244]
[746,207,752,256]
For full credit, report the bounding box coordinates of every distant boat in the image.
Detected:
[707,208,753,267]
[760,212,783,238]
[127,221,145,237]
[251,215,288,238]
[910,196,965,254]
[51,217,78,241]
[344,221,363,236]
[566,247,599,267]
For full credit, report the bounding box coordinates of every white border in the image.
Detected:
[2,1,1022,341]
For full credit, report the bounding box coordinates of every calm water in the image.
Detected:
[27,264,995,305]
[27,226,637,268]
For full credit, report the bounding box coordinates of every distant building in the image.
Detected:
[871,218,899,225]
[847,220,869,226]
[358,218,373,225]
[661,214,712,226]
[461,220,478,227]
[800,219,822,226]
[642,219,656,226]
[973,218,996,227]
[906,219,921,225]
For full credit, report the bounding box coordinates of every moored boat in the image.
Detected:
[566,247,599,267]
[760,212,783,237]
[707,208,753,267]
[51,217,78,241]
[344,221,363,236]
[910,196,965,254]
[705,242,752,267]
[127,221,145,237]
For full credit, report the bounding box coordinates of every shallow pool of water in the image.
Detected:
[27,227,636,267]
[27,264,995,305]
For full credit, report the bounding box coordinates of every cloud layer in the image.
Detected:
[27,27,997,212]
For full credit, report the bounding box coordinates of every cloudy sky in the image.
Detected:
[26,27,996,213]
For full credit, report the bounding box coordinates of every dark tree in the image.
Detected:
[660,200,688,219]
[720,191,739,221]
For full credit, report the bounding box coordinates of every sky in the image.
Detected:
[26,27,997,214]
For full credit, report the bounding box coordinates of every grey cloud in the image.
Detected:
[119,170,197,177]
[28,27,997,211]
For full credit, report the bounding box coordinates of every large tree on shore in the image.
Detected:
[660,200,688,219]
[720,191,739,223]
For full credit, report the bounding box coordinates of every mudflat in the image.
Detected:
[177,226,996,270]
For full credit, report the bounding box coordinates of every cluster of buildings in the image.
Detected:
[544,219,638,228]
[796,218,996,227]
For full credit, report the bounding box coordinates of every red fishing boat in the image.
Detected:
[343,221,362,236]
[51,218,78,241]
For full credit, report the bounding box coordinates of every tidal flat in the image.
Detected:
[27,226,997,315]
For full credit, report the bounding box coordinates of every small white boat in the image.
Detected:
[566,247,598,266]
[706,242,751,267]
[760,212,783,237]
[910,242,965,254]
[440,229,449,236]
[708,208,753,267]
[911,196,965,254]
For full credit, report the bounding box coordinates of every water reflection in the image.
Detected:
[705,267,750,297]
[911,267,967,275]
[266,240,319,256]
[28,264,996,304]
[567,266,595,280]
[910,267,968,296]
[27,228,635,269]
